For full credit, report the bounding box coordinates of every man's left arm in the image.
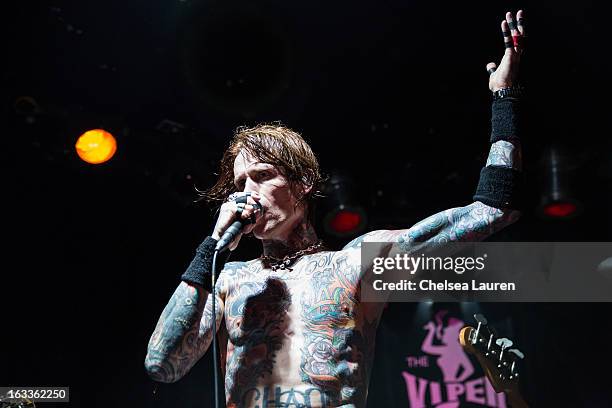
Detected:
[345,10,526,251]
[344,143,521,250]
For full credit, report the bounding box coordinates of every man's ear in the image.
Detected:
[291,181,312,207]
[301,182,313,196]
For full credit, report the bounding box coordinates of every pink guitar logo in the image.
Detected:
[402,310,507,408]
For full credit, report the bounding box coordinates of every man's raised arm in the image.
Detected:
[345,10,526,251]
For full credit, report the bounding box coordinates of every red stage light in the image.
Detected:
[321,173,367,237]
[328,209,363,234]
[543,202,577,218]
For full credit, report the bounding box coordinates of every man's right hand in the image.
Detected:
[211,191,263,251]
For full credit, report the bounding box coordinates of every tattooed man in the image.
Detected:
[145,10,527,408]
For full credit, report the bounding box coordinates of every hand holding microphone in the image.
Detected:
[212,191,264,252]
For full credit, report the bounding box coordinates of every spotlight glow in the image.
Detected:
[543,202,577,218]
[75,129,117,164]
[328,209,363,234]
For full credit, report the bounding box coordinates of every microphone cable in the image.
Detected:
[211,249,221,408]
[209,196,262,408]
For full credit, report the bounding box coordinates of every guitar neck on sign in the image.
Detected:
[459,313,529,408]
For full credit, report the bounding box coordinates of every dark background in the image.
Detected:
[3,0,612,406]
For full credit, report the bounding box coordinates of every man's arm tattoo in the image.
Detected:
[345,201,520,251]
[144,276,225,383]
[486,140,522,170]
[398,138,523,243]
[397,201,520,247]
[343,140,522,249]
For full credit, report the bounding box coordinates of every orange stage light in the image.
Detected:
[75,129,117,164]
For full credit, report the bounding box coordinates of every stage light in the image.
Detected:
[328,209,363,234]
[542,202,577,218]
[322,173,367,237]
[537,145,581,219]
[75,129,117,164]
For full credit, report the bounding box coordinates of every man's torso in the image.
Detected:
[220,248,384,408]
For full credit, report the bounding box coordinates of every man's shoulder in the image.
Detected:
[223,258,263,270]
[220,259,262,282]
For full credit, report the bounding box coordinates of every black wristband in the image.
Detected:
[491,96,522,143]
[181,236,230,292]
[473,165,523,210]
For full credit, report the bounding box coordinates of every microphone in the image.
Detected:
[215,201,263,252]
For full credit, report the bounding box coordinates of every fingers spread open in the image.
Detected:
[505,10,525,53]
[506,11,518,34]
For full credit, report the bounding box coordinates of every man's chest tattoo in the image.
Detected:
[298,252,371,399]
[225,277,292,403]
[239,385,332,408]
[301,253,360,324]
[223,251,376,406]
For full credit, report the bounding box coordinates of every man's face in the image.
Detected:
[233,150,306,240]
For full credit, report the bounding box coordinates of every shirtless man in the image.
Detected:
[145,10,526,407]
